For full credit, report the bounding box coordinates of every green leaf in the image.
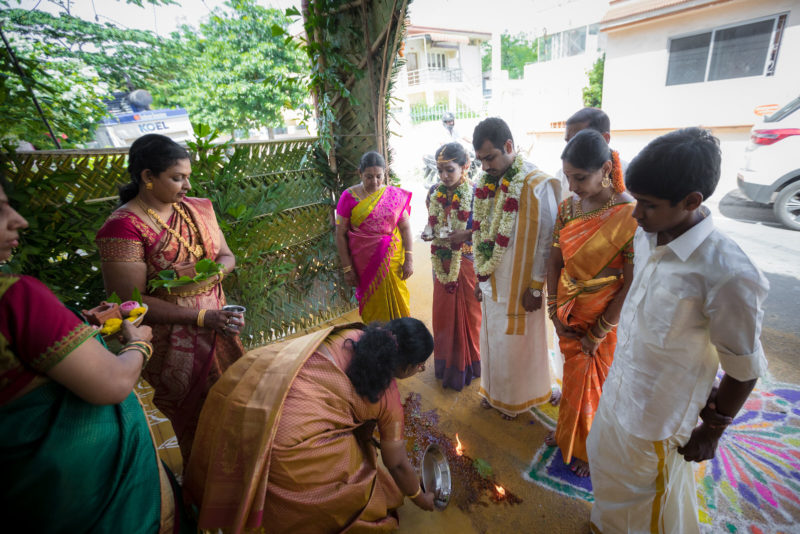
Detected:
[106,292,122,305]
[473,458,493,479]
[131,287,143,305]
[158,269,176,280]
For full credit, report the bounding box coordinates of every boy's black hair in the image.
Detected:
[625,127,721,205]
[561,129,611,172]
[473,117,513,152]
[566,107,610,134]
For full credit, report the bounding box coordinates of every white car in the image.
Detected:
[737,95,800,231]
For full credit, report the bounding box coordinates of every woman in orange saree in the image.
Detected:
[545,130,637,477]
[185,319,438,533]
[335,151,414,323]
[96,134,245,465]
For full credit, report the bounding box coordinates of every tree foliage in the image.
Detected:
[157,0,310,137]
[582,53,604,108]
[481,31,538,79]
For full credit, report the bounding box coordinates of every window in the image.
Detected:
[666,14,786,86]
[536,26,587,62]
[426,52,446,70]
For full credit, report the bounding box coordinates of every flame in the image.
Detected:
[495,484,506,497]
[455,434,463,456]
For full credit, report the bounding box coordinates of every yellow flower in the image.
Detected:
[128,306,146,317]
[453,194,460,202]
[100,318,123,334]
[487,183,496,191]
[126,317,137,322]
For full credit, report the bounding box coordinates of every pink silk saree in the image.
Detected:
[96,197,245,464]
[337,186,412,322]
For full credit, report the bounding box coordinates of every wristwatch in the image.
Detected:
[529,289,542,298]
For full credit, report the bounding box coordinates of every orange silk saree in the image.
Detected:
[553,201,637,463]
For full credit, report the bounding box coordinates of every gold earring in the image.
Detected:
[145,182,153,190]
[601,174,611,188]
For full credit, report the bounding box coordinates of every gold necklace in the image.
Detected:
[575,193,616,221]
[137,198,204,258]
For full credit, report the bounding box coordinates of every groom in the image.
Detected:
[471,117,560,419]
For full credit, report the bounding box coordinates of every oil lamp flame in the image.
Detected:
[495,484,506,497]
[455,434,463,456]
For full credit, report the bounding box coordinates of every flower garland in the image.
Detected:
[428,179,474,291]
[472,153,526,282]
[610,150,626,192]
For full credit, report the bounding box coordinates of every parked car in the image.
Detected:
[737,95,800,231]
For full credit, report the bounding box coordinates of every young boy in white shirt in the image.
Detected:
[586,127,769,534]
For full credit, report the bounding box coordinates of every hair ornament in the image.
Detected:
[610,150,625,193]
[436,152,457,165]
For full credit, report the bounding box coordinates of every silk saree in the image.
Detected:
[552,200,637,463]
[0,274,178,533]
[96,196,244,463]
[185,326,405,534]
[337,186,412,323]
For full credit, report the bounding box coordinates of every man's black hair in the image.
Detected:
[625,127,721,205]
[566,107,610,134]
[473,117,513,152]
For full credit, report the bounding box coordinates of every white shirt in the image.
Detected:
[600,208,769,441]
[479,161,560,303]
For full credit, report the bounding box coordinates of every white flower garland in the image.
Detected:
[428,180,474,286]
[472,153,526,281]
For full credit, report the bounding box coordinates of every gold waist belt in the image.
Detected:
[560,270,620,299]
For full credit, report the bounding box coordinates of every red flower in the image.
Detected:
[428,215,438,226]
[475,188,487,199]
[496,234,510,247]
[503,197,519,212]
[437,195,447,205]
[451,200,460,210]
[500,183,509,193]
[478,274,490,282]
[473,220,481,231]
[457,210,469,221]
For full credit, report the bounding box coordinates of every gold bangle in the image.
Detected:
[586,329,605,344]
[197,308,207,328]
[598,315,617,330]
[343,265,352,273]
[407,485,422,499]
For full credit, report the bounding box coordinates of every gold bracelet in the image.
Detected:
[586,329,605,344]
[197,308,207,328]
[407,485,422,499]
[343,265,352,273]
[598,315,617,330]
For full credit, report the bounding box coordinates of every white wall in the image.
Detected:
[603,0,800,130]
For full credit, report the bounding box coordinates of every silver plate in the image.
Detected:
[420,443,451,509]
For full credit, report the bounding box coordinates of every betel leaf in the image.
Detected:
[131,287,143,305]
[194,258,219,274]
[473,458,493,479]
[158,269,176,280]
[106,292,122,305]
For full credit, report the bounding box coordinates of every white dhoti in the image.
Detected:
[587,401,699,534]
[479,296,551,415]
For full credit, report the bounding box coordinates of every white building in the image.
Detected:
[396,25,491,123]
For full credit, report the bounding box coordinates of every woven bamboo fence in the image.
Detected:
[0,138,354,347]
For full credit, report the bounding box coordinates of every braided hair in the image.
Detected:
[346,318,433,402]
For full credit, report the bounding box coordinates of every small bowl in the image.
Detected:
[420,443,451,509]
[101,303,148,339]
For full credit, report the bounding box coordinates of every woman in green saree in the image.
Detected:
[0,177,189,533]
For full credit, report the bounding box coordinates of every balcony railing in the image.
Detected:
[407,68,464,86]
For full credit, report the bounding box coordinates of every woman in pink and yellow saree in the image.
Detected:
[335,152,414,323]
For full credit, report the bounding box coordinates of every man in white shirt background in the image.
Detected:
[587,127,769,534]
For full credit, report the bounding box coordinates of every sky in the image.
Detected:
[14,0,578,36]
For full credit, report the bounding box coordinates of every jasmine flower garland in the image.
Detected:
[428,179,474,290]
[472,153,525,282]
